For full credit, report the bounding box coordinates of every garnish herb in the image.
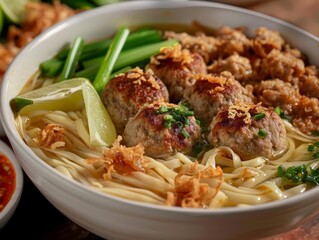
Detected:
[59,36,84,81]
[307,142,319,158]
[253,113,265,120]
[311,130,319,136]
[93,27,129,94]
[274,106,291,122]
[258,129,267,138]
[156,102,195,138]
[277,164,319,185]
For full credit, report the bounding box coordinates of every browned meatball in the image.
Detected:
[298,66,319,98]
[208,103,287,161]
[101,67,169,134]
[253,79,301,115]
[183,72,254,125]
[122,102,201,158]
[259,49,305,82]
[252,27,285,58]
[215,26,251,57]
[148,44,207,103]
[163,31,220,63]
[207,53,253,83]
[292,96,319,135]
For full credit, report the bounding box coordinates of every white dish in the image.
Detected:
[0,1,318,240]
[0,140,23,229]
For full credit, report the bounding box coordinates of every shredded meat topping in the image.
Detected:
[166,162,223,208]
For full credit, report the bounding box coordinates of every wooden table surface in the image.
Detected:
[1,0,319,239]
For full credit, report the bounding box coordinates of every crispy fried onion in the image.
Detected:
[34,123,65,149]
[151,44,194,65]
[167,162,223,208]
[88,137,148,179]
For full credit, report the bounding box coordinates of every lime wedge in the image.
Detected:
[0,0,39,24]
[15,78,86,114]
[82,81,116,146]
[15,78,117,146]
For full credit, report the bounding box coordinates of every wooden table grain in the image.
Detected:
[1,0,319,239]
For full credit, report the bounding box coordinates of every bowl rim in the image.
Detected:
[1,0,319,215]
[0,139,23,227]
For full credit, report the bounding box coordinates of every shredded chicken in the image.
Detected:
[89,137,148,178]
[0,1,76,80]
[35,124,66,149]
[166,162,223,208]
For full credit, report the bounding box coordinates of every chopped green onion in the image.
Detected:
[76,40,177,80]
[59,36,84,81]
[40,58,64,77]
[253,113,266,120]
[312,130,319,136]
[277,164,319,185]
[82,39,178,69]
[258,129,267,138]
[61,0,95,9]
[181,129,190,138]
[93,27,130,94]
[307,142,319,158]
[275,106,282,116]
[57,29,162,60]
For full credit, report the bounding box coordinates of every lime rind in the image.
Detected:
[15,77,116,147]
[0,0,27,24]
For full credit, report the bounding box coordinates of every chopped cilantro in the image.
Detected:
[277,164,319,185]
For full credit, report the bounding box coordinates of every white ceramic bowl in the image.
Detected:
[1,1,319,240]
[0,140,23,229]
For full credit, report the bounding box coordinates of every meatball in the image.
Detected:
[298,67,319,98]
[259,49,305,82]
[208,103,287,161]
[163,31,220,63]
[252,27,285,58]
[207,53,253,83]
[101,67,169,134]
[292,96,319,135]
[122,102,201,158]
[148,44,207,102]
[183,72,254,125]
[253,79,301,115]
[215,26,251,57]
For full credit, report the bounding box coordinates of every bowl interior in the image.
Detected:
[0,1,319,239]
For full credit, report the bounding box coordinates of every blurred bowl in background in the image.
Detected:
[0,140,23,229]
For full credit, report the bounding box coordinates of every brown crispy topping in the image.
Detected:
[35,124,65,149]
[151,44,194,66]
[88,136,148,178]
[166,162,223,208]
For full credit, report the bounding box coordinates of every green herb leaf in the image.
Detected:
[258,129,267,138]
[253,113,266,120]
[277,164,319,185]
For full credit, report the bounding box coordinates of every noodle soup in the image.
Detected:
[12,23,319,209]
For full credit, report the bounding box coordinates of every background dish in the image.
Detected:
[0,1,319,240]
[0,140,23,229]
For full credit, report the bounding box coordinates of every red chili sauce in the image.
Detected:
[0,153,16,212]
